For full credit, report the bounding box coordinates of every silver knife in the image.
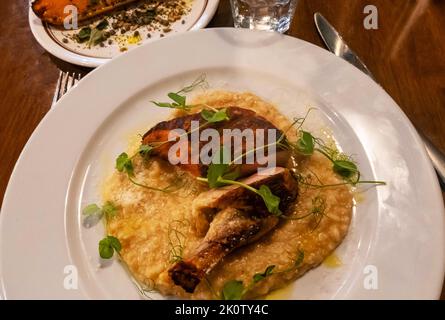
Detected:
[314,12,445,187]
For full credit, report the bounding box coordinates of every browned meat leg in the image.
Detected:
[168,167,298,293]
[169,208,278,293]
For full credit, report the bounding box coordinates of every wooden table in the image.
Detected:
[0,0,444,299]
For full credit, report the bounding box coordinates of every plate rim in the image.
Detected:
[2,27,444,299]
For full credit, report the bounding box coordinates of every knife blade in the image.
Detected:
[314,12,445,187]
[314,12,375,79]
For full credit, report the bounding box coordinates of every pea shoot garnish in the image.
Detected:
[295,131,315,156]
[82,201,118,228]
[82,203,101,217]
[205,147,235,188]
[333,160,358,179]
[221,250,304,300]
[176,74,208,95]
[102,202,118,218]
[198,148,282,216]
[252,265,275,283]
[115,152,174,192]
[257,185,282,215]
[290,132,386,189]
[221,280,244,300]
[152,92,190,111]
[76,27,91,43]
[200,108,230,123]
[75,19,109,48]
[279,111,386,188]
[99,235,122,259]
[138,144,154,159]
[116,152,134,176]
[151,74,208,111]
[168,220,188,264]
[282,196,328,231]
[82,204,123,260]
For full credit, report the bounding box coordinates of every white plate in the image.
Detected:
[28,0,219,67]
[1,29,444,299]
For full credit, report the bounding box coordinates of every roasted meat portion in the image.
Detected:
[169,207,278,293]
[192,167,298,235]
[32,0,139,25]
[168,167,298,293]
[142,107,289,177]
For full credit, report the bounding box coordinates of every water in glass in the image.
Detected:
[230,0,298,33]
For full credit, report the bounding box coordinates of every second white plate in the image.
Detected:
[28,0,219,67]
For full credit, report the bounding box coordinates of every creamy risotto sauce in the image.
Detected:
[102,91,353,299]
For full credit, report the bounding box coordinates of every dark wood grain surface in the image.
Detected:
[0,0,444,299]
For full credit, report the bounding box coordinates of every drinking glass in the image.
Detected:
[230,0,299,33]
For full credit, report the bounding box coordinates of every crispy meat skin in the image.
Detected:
[169,208,278,293]
[142,107,288,177]
[169,168,298,293]
[192,167,298,235]
[32,0,139,25]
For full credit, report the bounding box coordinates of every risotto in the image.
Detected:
[102,91,353,299]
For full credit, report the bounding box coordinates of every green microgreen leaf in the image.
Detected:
[221,167,240,181]
[82,202,118,222]
[201,108,230,123]
[116,152,134,176]
[221,280,244,300]
[82,202,119,228]
[108,236,122,252]
[102,201,118,219]
[207,147,230,188]
[87,28,104,47]
[333,160,358,178]
[296,131,315,156]
[257,185,282,216]
[150,76,209,111]
[205,150,282,215]
[167,92,186,106]
[99,241,114,259]
[151,100,190,111]
[139,144,154,159]
[151,101,175,108]
[115,149,178,193]
[76,27,91,43]
[82,203,101,216]
[253,265,275,284]
[98,235,121,259]
[207,166,228,188]
[151,91,189,110]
